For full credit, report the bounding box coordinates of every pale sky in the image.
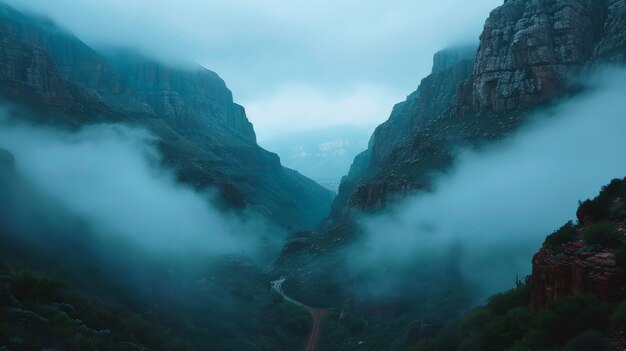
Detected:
[6,0,503,140]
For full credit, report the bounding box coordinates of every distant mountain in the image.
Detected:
[0,2,333,231]
[261,126,373,192]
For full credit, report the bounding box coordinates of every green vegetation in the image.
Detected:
[616,244,626,269]
[577,178,626,221]
[610,300,626,330]
[0,255,311,351]
[543,221,577,251]
[0,261,194,351]
[408,281,620,351]
[565,330,611,351]
[582,221,622,247]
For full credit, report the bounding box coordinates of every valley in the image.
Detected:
[0,0,625,350]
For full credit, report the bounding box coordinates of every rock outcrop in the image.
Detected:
[530,238,626,311]
[531,177,626,311]
[454,0,624,116]
[0,3,333,230]
[331,46,476,216]
[272,0,626,314]
[331,0,626,219]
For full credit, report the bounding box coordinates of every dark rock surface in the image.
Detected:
[272,0,626,315]
[332,0,626,219]
[530,236,626,311]
[0,3,333,230]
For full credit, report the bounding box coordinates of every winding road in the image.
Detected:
[271,277,325,351]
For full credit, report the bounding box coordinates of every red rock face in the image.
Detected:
[530,241,626,312]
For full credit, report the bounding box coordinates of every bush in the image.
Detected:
[0,319,7,344]
[271,291,284,303]
[544,221,577,250]
[537,295,611,344]
[616,245,626,269]
[577,178,626,221]
[566,330,610,351]
[487,283,530,315]
[11,272,65,303]
[582,221,622,247]
[611,300,626,329]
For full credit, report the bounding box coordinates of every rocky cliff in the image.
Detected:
[331,0,626,220]
[0,3,333,230]
[272,0,626,315]
[531,178,626,311]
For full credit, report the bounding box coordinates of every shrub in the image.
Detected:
[518,329,552,350]
[544,221,577,250]
[0,319,7,344]
[50,312,77,336]
[11,272,64,302]
[577,178,626,221]
[611,300,626,329]
[271,291,284,303]
[487,283,530,315]
[582,221,622,247]
[566,330,610,351]
[616,244,626,269]
[537,295,611,344]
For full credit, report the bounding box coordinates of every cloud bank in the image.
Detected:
[0,115,277,260]
[349,68,626,300]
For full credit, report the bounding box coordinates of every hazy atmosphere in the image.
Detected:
[351,69,626,300]
[0,111,281,259]
[1,0,625,350]
[5,0,500,139]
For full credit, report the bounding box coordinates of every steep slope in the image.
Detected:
[336,0,626,218]
[333,45,477,216]
[0,149,312,351]
[272,0,626,348]
[411,178,626,351]
[0,2,333,230]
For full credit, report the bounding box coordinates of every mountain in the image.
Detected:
[334,0,625,219]
[0,2,333,231]
[0,145,315,351]
[277,0,626,280]
[272,0,626,349]
[417,178,626,351]
[261,126,373,192]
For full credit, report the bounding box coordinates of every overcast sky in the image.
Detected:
[7,0,502,139]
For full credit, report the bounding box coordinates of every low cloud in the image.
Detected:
[0,114,278,260]
[5,0,501,135]
[349,68,626,301]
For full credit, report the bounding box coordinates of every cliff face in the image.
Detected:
[0,3,333,230]
[272,0,626,308]
[454,0,624,116]
[530,178,626,311]
[108,53,257,143]
[330,0,626,220]
[331,46,476,216]
[530,238,626,312]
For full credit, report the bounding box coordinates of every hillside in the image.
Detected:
[411,178,626,351]
[0,2,333,231]
[271,0,626,348]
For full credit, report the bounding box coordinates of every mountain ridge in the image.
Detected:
[0,1,334,230]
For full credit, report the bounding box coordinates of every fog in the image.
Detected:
[0,113,279,261]
[349,68,626,301]
[261,125,374,191]
[4,0,501,139]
